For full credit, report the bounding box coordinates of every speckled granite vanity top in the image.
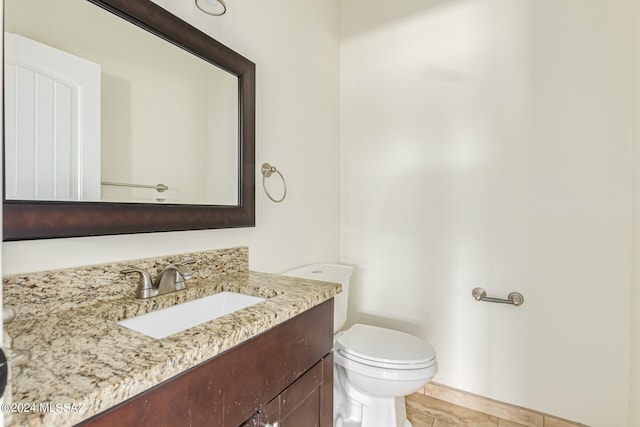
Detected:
[2,248,340,427]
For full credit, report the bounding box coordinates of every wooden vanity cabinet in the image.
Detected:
[78,299,334,427]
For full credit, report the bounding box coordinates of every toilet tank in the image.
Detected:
[282,263,352,333]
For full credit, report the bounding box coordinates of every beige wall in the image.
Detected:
[2,0,341,275]
[340,0,632,426]
[631,0,640,425]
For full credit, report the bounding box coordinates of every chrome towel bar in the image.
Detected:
[101,181,169,193]
[472,287,524,306]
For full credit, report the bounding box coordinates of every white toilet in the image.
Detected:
[283,264,438,427]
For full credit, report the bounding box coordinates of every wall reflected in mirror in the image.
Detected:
[5,0,240,206]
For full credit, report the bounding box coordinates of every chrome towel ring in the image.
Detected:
[261,163,287,203]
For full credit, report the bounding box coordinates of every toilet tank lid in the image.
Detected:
[335,323,436,367]
[282,263,353,283]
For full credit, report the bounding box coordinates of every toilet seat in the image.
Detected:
[335,324,437,370]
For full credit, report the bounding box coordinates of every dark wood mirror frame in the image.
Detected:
[3,0,255,240]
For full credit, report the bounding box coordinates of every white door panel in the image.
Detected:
[5,32,100,201]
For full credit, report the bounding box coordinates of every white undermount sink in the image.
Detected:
[118,291,265,339]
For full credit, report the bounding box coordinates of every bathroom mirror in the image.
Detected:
[3,0,255,240]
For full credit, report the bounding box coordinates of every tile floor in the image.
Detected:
[406,393,528,427]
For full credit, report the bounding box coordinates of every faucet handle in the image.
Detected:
[121,268,155,299]
[177,262,196,291]
[3,306,15,325]
[3,306,16,349]
[2,305,30,366]
[173,260,196,279]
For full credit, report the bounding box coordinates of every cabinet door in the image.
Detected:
[260,357,331,427]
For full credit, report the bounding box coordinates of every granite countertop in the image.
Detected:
[4,270,340,427]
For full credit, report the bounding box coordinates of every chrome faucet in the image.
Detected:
[122,260,196,299]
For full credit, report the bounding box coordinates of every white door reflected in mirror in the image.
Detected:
[4,0,240,206]
[5,32,100,202]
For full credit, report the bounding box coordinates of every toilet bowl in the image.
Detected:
[282,264,438,427]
